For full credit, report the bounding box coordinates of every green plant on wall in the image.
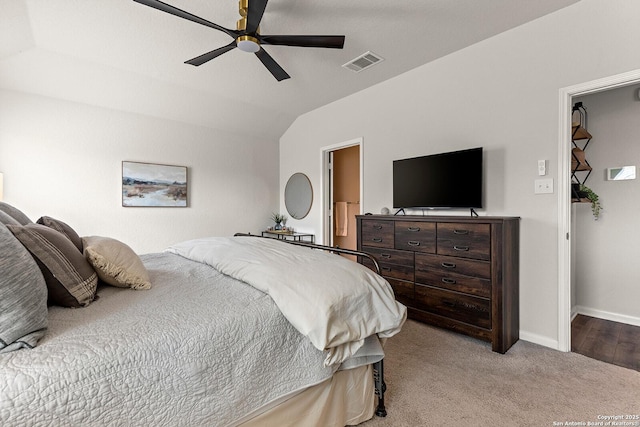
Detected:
[579,184,602,219]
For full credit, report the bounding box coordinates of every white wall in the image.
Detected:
[279,0,640,348]
[0,89,279,254]
[573,84,640,325]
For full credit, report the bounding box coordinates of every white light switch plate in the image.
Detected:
[535,178,554,194]
[538,160,546,176]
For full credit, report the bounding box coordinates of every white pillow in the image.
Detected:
[82,236,151,290]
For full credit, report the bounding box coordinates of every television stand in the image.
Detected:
[394,208,406,216]
[470,208,479,217]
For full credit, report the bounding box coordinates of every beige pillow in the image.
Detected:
[82,236,151,290]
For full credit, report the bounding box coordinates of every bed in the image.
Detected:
[0,202,407,427]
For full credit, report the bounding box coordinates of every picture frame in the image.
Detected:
[122,161,188,207]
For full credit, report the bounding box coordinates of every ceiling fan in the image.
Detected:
[133,0,346,81]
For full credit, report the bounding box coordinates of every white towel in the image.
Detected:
[335,202,348,237]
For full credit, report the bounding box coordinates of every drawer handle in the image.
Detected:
[373,225,382,230]
[380,253,392,259]
[441,262,456,269]
[381,267,391,272]
[453,245,469,252]
[372,238,383,243]
[442,278,457,285]
[407,227,420,232]
[453,229,469,235]
[443,301,456,308]
[407,241,421,246]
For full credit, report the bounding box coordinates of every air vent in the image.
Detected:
[342,51,384,73]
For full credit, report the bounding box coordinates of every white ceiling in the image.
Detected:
[1,0,578,141]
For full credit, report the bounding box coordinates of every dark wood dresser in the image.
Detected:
[357,215,520,353]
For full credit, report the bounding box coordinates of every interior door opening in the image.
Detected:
[321,138,363,250]
[558,69,640,353]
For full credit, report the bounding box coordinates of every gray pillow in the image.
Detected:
[0,202,32,225]
[0,210,20,226]
[7,224,98,308]
[37,216,83,252]
[0,222,48,353]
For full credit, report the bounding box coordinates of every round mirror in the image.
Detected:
[284,173,313,219]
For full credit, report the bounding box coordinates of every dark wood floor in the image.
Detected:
[572,314,640,371]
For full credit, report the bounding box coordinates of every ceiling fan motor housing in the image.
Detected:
[237,35,260,53]
[236,0,260,52]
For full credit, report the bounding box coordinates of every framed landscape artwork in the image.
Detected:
[122,161,188,207]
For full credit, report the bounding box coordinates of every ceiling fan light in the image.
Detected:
[237,35,260,53]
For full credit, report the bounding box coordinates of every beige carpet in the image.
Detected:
[361,320,640,427]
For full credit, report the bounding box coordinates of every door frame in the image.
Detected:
[557,69,640,352]
[320,137,364,246]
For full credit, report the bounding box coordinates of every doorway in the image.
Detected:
[558,69,640,352]
[321,138,363,248]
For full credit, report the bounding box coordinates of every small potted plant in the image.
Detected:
[271,212,287,230]
[579,184,602,220]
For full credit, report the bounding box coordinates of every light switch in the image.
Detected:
[538,160,546,176]
[535,178,554,194]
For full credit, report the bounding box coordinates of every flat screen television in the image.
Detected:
[393,147,483,210]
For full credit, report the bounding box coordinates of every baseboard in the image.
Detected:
[519,331,560,351]
[573,305,640,327]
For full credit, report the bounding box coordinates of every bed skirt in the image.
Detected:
[239,365,375,427]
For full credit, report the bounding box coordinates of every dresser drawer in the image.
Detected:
[361,246,415,267]
[361,257,414,282]
[360,220,394,248]
[394,221,436,253]
[379,262,414,282]
[415,253,490,280]
[415,269,491,298]
[437,223,490,260]
[415,284,491,329]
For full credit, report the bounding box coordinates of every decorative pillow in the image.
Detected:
[7,224,98,308]
[0,223,48,353]
[0,210,20,226]
[0,202,32,225]
[83,236,151,290]
[36,216,83,252]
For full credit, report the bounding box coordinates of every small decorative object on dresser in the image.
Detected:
[357,214,520,354]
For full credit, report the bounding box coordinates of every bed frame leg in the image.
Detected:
[373,359,387,417]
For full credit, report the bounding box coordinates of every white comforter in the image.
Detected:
[167,236,407,366]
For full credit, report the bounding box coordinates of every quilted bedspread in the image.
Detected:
[0,253,343,427]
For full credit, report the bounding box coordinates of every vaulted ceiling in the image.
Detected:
[1,0,578,140]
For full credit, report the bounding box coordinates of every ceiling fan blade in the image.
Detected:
[259,35,345,49]
[133,0,237,38]
[255,48,290,81]
[185,42,236,66]
[245,0,268,34]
